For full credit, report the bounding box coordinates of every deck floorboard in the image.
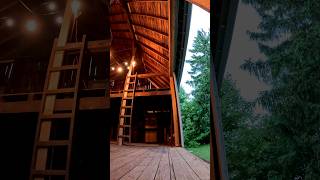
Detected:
[110,144,209,180]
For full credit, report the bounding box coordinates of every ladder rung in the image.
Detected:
[44,88,75,94]
[128,82,135,84]
[32,170,67,176]
[40,113,73,119]
[56,42,83,51]
[123,97,133,100]
[119,125,131,128]
[49,65,80,72]
[121,106,133,109]
[120,115,131,118]
[37,140,70,147]
[128,75,137,78]
[123,89,134,92]
[118,135,130,138]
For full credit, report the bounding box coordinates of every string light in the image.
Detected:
[111,67,115,71]
[48,1,57,11]
[124,62,128,66]
[55,16,63,24]
[127,66,130,70]
[131,61,136,67]
[5,18,14,27]
[117,67,123,73]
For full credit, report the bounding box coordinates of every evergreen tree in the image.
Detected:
[239,0,320,178]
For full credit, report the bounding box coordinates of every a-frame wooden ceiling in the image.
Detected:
[109,0,170,88]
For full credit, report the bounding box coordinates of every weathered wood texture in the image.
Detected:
[110,144,209,180]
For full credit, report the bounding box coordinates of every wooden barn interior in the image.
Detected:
[0,0,237,179]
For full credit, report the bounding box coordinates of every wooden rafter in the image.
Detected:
[135,32,168,49]
[130,12,168,21]
[143,48,168,66]
[119,0,137,42]
[136,73,168,78]
[148,78,160,89]
[143,53,168,71]
[144,57,167,74]
[132,23,168,36]
[139,41,168,60]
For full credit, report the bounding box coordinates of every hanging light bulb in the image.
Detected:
[48,1,57,11]
[124,62,128,66]
[5,18,14,27]
[55,16,63,24]
[127,66,130,70]
[117,67,123,73]
[111,67,115,71]
[131,61,136,67]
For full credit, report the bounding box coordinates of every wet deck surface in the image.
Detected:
[110,144,210,180]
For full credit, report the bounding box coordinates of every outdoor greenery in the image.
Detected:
[187,144,210,161]
[181,0,320,177]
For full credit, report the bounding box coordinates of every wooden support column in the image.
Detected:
[33,0,74,175]
[173,74,184,147]
[170,75,180,147]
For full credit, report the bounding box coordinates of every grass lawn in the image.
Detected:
[187,144,210,162]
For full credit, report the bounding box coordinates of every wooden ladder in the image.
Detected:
[118,71,137,145]
[30,35,86,180]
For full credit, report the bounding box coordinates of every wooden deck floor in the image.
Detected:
[110,144,210,180]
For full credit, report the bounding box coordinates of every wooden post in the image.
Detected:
[173,74,184,147]
[170,76,180,147]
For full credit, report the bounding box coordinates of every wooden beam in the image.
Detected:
[143,52,168,70]
[170,76,180,146]
[148,78,160,89]
[139,41,168,60]
[173,74,184,147]
[168,0,172,76]
[0,59,14,64]
[0,92,170,113]
[131,23,168,36]
[130,12,168,21]
[119,0,137,41]
[136,32,168,49]
[185,0,210,12]
[136,73,168,78]
[144,58,167,74]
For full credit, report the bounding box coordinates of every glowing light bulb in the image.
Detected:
[117,67,123,73]
[55,16,63,24]
[127,66,130,70]
[111,67,115,71]
[131,61,136,67]
[25,19,37,32]
[6,18,14,27]
[48,1,56,11]
[124,62,128,66]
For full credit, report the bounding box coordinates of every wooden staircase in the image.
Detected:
[30,35,86,180]
[118,68,137,145]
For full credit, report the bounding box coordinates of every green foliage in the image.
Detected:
[228,0,320,179]
[179,30,211,147]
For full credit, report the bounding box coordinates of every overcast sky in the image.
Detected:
[181,2,269,103]
[180,5,210,94]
